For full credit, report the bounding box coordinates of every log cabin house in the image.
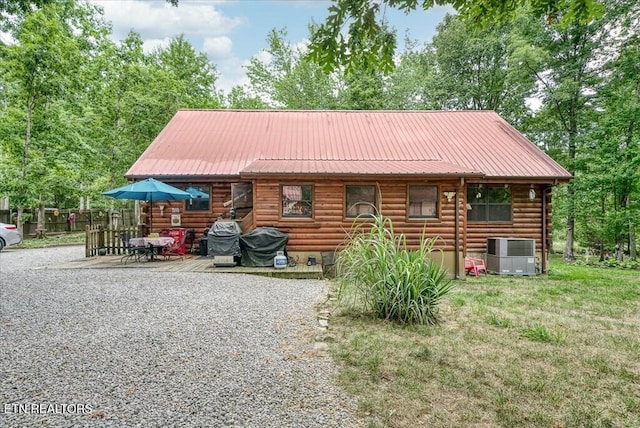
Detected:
[126,109,571,277]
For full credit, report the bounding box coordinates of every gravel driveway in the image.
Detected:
[0,246,360,427]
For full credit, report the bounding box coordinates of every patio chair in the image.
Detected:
[465,256,487,277]
[120,231,150,265]
[161,232,188,261]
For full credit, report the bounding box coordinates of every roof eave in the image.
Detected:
[125,174,242,181]
[239,172,486,179]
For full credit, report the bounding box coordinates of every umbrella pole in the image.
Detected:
[149,195,153,234]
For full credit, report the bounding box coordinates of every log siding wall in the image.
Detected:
[147,182,235,235]
[251,178,521,253]
[148,179,550,262]
[465,185,546,255]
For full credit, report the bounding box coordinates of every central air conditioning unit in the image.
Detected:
[486,238,537,276]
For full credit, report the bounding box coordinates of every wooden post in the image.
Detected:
[85,225,90,257]
[98,225,104,253]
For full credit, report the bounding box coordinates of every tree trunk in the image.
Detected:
[36,196,45,238]
[564,212,575,261]
[22,102,32,182]
[17,206,24,239]
[17,101,34,238]
[563,90,579,261]
[614,242,623,261]
[599,240,604,262]
[630,217,637,260]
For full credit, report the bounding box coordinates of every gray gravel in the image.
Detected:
[0,246,360,427]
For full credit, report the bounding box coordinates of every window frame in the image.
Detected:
[183,184,211,212]
[344,184,378,219]
[280,184,314,219]
[467,184,513,223]
[406,184,440,221]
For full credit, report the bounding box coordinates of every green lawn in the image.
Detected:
[329,257,640,427]
[14,232,85,249]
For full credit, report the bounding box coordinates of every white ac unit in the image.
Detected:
[486,238,536,275]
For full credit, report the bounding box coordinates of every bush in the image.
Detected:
[335,214,454,325]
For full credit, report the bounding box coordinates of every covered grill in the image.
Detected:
[208,221,242,266]
[239,227,288,267]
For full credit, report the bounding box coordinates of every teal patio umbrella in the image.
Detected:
[102,178,193,231]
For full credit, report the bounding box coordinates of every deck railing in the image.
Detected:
[85,225,143,257]
[238,210,254,234]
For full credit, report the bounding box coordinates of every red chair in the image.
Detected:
[161,233,188,261]
[465,257,487,277]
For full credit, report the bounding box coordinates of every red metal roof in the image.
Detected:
[126,110,572,180]
[241,160,482,176]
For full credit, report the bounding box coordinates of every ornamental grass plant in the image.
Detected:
[335,214,454,325]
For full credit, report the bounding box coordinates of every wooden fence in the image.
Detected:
[85,225,143,257]
[1,208,136,237]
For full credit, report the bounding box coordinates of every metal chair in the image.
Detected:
[120,232,150,264]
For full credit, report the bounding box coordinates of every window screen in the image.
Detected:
[467,185,512,222]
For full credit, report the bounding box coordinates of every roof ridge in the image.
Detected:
[255,157,443,161]
[176,108,499,114]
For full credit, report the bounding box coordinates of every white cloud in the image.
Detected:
[254,49,273,66]
[202,36,233,59]
[215,56,251,95]
[97,0,247,94]
[96,0,244,41]
[142,37,171,53]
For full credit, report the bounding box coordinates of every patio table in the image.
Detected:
[129,237,175,261]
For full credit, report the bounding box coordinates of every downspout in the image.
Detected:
[454,177,464,279]
[541,185,548,274]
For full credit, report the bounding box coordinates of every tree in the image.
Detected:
[225,86,269,109]
[425,13,536,124]
[515,0,639,260]
[245,28,339,109]
[0,0,177,16]
[308,0,604,74]
[0,1,93,235]
[582,30,640,260]
[522,22,601,260]
[383,39,436,110]
[154,34,221,109]
[1,0,225,229]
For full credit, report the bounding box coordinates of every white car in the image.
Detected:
[0,222,22,251]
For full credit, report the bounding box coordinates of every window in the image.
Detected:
[231,182,253,219]
[282,185,313,218]
[185,185,210,212]
[408,185,438,219]
[346,185,376,218]
[467,185,512,222]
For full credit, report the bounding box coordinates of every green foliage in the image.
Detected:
[153,34,221,108]
[225,86,270,109]
[336,213,454,325]
[577,257,640,270]
[521,323,566,344]
[244,27,340,109]
[308,0,604,74]
[486,312,513,328]
[419,12,538,124]
[15,232,84,249]
[0,1,221,212]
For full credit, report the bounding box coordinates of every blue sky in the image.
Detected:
[97,0,453,94]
